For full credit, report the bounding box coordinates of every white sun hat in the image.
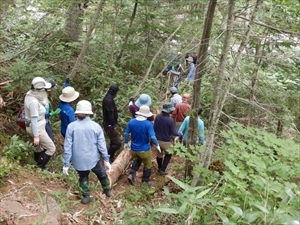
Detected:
[75,100,93,115]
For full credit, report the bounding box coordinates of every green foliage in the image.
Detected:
[212,122,300,224]
[0,157,14,182]
[3,135,34,163]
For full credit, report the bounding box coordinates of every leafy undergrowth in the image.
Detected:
[1,122,300,224]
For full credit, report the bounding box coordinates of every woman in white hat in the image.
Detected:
[58,86,79,138]
[24,77,55,170]
[63,100,112,204]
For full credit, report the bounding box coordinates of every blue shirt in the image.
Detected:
[63,117,109,170]
[124,118,158,152]
[59,101,75,137]
[154,113,182,142]
[178,116,205,144]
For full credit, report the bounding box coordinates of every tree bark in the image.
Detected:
[107,150,132,188]
[115,1,139,66]
[69,0,106,79]
[185,0,217,178]
[64,1,84,42]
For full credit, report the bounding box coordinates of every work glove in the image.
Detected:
[174,136,179,142]
[124,143,130,151]
[156,145,161,153]
[50,108,61,118]
[128,98,134,106]
[104,161,112,173]
[62,167,69,175]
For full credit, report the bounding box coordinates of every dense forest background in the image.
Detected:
[0,0,299,224]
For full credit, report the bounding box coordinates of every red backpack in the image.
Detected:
[16,95,26,129]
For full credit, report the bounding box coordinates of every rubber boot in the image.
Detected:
[128,160,141,185]
[160,154,172,175]
[79,178,91,204]
[34,152,42,163]
[37,151,51,170]
[100,177,112,197]
[142,168,152,187]
[156,157,163,171]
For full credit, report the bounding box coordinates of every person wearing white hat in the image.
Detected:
[63,100,112,204]
[24,77,55,170]
[124,105,161,187]
[58,86,80,138]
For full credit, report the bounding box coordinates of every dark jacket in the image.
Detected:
[102,93,118,128]
[154,113,182,142]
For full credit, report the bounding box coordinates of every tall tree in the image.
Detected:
[192,0,264,186]
[185,0,217,178]
[69,0,106,79]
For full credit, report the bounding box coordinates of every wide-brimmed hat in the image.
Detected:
[136,105,153,117]
[162,102,175,113]
[59,86,79,102]
[75,100,93,115]
[135,94,151,108]
[187,56,194,62]
[32,77,52,89]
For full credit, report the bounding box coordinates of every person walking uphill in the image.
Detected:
[154,102,182,175]
[24,77,55,170]
[102,84,122,162]
[59,86,79,138]
[62,100,112,204]
[124,105,161,186]
[170,87,182,107]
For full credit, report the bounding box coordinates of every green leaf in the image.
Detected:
[229,205,243,216]
[195,188,212,200]
[244,211,262,223]
[253,204,269,214]
[154,208,179,214]
[216,210,229,222]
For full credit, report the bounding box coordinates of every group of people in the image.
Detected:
[23,77,205,204]
[164,52,198,84]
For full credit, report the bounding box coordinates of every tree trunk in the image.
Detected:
[69,0,106,79]
[107,150,132,188]
[192,0,264,186]
[247,40,262,127]
[64,1,84,42]
[185,0,217,178]
[115,1,139,66]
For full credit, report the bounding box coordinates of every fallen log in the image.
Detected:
[107,149,132,188]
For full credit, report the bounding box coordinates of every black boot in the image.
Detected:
[79,177,91,204]
[156,157,163,171]
[128,160,141,185]
[160,154,172,175]
[99,177,112,197]
[34,152,42,163]
[37,151,51,170]
[142,168,152,187]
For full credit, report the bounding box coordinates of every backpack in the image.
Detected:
[16,94,26,129]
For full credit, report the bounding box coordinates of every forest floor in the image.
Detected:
[0,119,186,224]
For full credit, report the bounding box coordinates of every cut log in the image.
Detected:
[107,149,132,188]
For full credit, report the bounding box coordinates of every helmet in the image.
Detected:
[182,93,190,100]
[75,100,93,115]
[32,77,51,89]
[170,87,177,94]
[45,78,58,90]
